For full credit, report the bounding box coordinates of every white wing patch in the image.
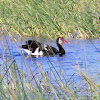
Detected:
[23,49,32,55]
[24,47,43,56]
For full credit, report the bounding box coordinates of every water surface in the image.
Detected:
[0,36,100,84]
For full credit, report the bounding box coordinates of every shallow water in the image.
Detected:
[0,36,100,84]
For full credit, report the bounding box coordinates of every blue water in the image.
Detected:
[0,36,100,85]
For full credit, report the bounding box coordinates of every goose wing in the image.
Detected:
[22,40,59,56]
[40,44,59,55]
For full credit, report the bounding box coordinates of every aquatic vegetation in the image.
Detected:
[0,0,100,39]
[0,56,100,99]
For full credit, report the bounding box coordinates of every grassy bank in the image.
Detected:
[0,0,100,39]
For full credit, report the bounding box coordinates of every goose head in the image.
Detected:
[56,37,69,56]
[56,37,69,45]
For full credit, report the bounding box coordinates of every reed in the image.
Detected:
[0,56,100,99]
[0,0,100,39]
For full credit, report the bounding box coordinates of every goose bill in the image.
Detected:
[61,38,69,43]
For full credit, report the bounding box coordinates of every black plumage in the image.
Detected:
[21,37,69,56]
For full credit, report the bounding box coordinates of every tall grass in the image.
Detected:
[0,56,100,99]
[0,0,100,39]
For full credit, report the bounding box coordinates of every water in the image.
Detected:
[0,36,100,84]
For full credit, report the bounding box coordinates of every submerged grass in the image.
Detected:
[0,0,100,39]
